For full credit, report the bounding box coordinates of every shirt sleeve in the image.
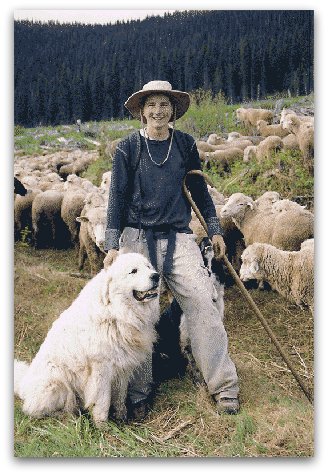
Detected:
[104,139,130,251]
[184,135,224,237]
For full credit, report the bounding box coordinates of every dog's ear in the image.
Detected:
[101,271,112,306]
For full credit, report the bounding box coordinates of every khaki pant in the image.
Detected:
[119,227,239,403]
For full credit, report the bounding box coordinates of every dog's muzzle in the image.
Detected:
[133,285,159,302]
[133,273,160,302]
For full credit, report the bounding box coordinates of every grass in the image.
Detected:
[14,244,314,457]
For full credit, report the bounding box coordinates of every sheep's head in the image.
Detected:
[76,207,107,252]
[256,191,280,205]
[281,113,300,132]
[243,145,257,163]
[256,120,266,131]
[227,131,241,142]
[240,244,264,282]
[220,193,255,222]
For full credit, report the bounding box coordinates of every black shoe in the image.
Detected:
[128,399,152,422]
[215,396,240,415]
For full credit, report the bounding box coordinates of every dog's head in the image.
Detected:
[199,237,214,271]
[101,253,160,306]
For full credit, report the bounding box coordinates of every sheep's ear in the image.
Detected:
[76,216,89,223]
[101,272,112,306]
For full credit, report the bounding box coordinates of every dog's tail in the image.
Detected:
[14,359,29,396]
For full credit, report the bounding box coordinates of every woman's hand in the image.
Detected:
[211,235,226,260]
[103,249,119,269]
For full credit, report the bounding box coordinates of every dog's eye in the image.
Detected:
[130,268,138,274]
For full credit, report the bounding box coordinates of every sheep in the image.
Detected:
[255,135,284,161]
[282,133,299,152]
[220,192,314,251]
[255,191,280,211]
[199,148,244,171]
[14,177,27,196]
[281,114,314,174]
[207,186,225,206]
[227,132,241,142]
[280,109,314,128]
[61,190,87,249]
[14,190,41,241]
[31,190,71,249]
[256,120,289,138]
[243,145,257,163]
[207,134,225,145]
[63,174,96,193]
[227,132,264,146]
[100,171,112,191]
[58,152,98,180]
[83,189,108,209]
[272,199,306,213]
[196,141,224,153]
[235,107,274,129]
[189,204,245,278]
[240,240,314,314]
[243,136,283,163]
[76,206,107,274]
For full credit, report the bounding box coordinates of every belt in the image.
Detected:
[126,223,176,274]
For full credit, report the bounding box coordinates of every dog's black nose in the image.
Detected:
[151,273,160,284]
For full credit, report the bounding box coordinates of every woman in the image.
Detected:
[104,81,239,419]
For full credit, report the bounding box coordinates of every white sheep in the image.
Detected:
[31,190,71,249]
[282,133,299,151]
[243,136,283,163]
[240,240,314,314]
[220,192,314,251]
[280,109,314,128]
[76,206,107,274]
[199,148,244,171]
[235,107,274,129]
[281,114,314,173]
[255,191,280,211]
[243,145,257,163]
[227,132,241,142]
[256,120,289,138]
[100,171,112,191]
[272,199,306,213]
[207,133,225,145]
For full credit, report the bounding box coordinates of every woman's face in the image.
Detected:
[141,94,173,128]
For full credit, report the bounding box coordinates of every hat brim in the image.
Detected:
[124,89,190,122]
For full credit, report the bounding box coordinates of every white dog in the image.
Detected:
[14,253,160,426]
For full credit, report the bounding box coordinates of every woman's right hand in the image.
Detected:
[103,249,119,269]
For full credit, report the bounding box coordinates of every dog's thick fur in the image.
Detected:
[14,253,160,426]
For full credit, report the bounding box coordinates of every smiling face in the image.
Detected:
[141,94,173,128]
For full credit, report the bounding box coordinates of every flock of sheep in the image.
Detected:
[14,106,314,315]
[196,107,314,175]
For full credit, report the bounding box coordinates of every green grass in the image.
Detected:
[206,149,314,201]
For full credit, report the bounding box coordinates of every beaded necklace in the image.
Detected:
[143,127,175,167]
[140,107,176,167]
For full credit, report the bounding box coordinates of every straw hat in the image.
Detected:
[124,80,190,121]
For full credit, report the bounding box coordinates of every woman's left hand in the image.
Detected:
[211,235,226,260]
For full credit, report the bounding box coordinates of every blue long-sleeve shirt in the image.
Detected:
[104,129,223,251]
